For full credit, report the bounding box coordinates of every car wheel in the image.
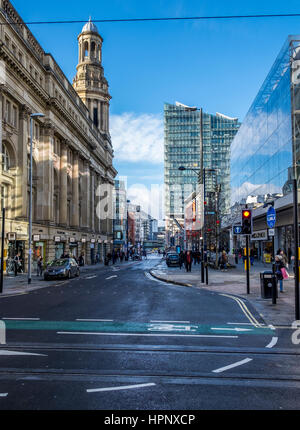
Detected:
[67,270,71,279]
[76,269,79,277]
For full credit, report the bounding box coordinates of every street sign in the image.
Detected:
[268,228,275,237]
[267,206,276,228]
[233,225,242,235]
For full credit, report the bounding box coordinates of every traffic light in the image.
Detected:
[241,209,252,235]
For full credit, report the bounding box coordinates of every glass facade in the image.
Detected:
[164,102,240,223]
[231,36,300,205]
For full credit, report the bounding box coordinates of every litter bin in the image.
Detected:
[260,271,277,299]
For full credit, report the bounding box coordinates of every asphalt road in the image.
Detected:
[0,255,299,410]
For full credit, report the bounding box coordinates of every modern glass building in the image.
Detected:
[230,35,300,258]
[164,102,240,245]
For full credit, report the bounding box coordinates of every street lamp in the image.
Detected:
[126,199,130,258]
[28,113,45,284]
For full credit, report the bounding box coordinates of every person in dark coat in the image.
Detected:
[179,251,184,270]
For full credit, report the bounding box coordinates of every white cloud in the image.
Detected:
[231,181,282,205]
[127,183,165,221]
[110,112,164,164]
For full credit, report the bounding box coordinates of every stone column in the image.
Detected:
[71,151,79,228]
[37,122,54,222]
[16,104,30,218]
[81,160,90,229]
[90,167,95,231]
[96,174,101,233]
[59,141,68,225]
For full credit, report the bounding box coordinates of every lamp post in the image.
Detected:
[126,199,130,259]
[28,113,45,284]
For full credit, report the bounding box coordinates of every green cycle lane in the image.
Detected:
[0,320,274,337]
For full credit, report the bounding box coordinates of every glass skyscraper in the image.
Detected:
[164,102,240,243]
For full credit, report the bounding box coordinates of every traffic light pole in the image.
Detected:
[246,235,250,294]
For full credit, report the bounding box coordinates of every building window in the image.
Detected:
[5,100,11,123]
[12,106,17,128]
[1,144,10,172]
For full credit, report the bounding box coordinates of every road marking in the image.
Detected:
[145,272,168,284]
[220,294,261,327]
[87,383,156,393]
[269,324,276,330]
[212,358,253,373]
[227,322,261,326]
[76,319,114,322]
[0,350,47,356]
[84,276,97,280]
[148,323,197,332]
[150,320,190,324]
[1,318,40,321]
[57,331,238,339]
[0,393,8,397]
[211,327,253,332]
[266,337,278,348]
[106,275,117,280]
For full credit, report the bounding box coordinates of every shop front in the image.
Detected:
[54,236,65,260]
[7,233,26,272]
[90,239,96,264]
[251,230,271,263]
[33,235,46,272]
[69,237,78,259]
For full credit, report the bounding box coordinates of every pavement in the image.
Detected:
[150,256,298,327]
[0,259,141,297]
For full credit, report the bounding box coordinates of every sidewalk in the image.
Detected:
[150,258,297,326]
[0,259,139,298]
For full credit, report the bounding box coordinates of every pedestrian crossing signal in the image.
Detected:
[242,209,252,235]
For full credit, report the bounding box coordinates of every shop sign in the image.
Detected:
[7,233,16,241]
[251,230,268,241]
[70,237,76,243]
[98,239,102,244]
[268,229,275,237]
[54,236,61,242]
[91,239,96,243]
[81,238,86,243]
[90,243,95,249]
[33,234,40,241]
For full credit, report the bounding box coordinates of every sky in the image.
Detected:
[11,0,300,214]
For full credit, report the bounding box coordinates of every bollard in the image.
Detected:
[205,263,208,285]
[272,263,277,305]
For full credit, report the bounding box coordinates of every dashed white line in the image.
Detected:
[1,318,40,321]
[57,331,238,339]
[150,320,190,323]
[212,358,253,373]
[0,350,47,357]
[105,276,118,280]
[87,383,156,393]
[0,393,8,397]
[76,319,114,322]
[266,337,278,348]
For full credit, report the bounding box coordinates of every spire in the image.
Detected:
[82,17,99,34]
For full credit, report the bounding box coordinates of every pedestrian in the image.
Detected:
[37,256,43,276]
[185,251,192,272]
[250,249,254,266]
[79,253,85,267]
[280,250,288,268]
[179,250,184,270]
[220,251,228,272]
[275,255,286,293]
[14,252,21,276]
[234,249,239,265]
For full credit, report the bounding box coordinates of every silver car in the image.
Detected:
[44,258,80,280]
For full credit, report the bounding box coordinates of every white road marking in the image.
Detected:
[106,276,117,280]
[227,322,259,326]
[57,331,238,339]
[0,350,47,356]
[150,320,190,323]
[0,393,8,397]
[87,383,156,393]
[1,318,40,321]
[85,276,97,280]
[145,272,169,284]
[76,319,114,322]
[266,337,278,348]
[211,327,253,332]
[269,324,276,330]
[212,358,253,373]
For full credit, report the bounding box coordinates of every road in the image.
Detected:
[0,255,299,410]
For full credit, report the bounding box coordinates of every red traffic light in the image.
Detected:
[242,210,250,218]
[216,220,220,224]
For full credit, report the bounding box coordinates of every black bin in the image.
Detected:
[260,271,277,299]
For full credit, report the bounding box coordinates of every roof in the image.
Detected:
[82,17,99,34]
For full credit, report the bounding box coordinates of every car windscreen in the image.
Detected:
[48,260,68,267]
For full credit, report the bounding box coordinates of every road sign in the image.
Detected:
[267,206,276,228]
[233,225,242,235]
[268,228,275,237]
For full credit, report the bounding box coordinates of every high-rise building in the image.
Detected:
[164,102,240,246]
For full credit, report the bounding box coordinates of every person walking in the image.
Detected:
[220,251,228,272]
[280,250,288,269]
[179,250,184,270]
[275,254,285,293]
[37,256,43,277]
[250,249,254,266]
[14,252,21,276]
[185,251,192,272]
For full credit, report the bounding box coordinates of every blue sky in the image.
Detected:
[11,0,300,211]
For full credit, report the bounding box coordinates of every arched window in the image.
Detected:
[84,41,89,58]
[1,143,10,171]
[91,42,96,58]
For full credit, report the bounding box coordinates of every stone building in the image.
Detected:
[0,0,117,271]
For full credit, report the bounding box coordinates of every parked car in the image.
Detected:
[44,258,80,280]
[166,252,180,267]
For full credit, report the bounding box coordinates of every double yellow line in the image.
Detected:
[220,293,262,328]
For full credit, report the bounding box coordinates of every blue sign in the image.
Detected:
[233,225,242,235]
[267,206,276,228]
